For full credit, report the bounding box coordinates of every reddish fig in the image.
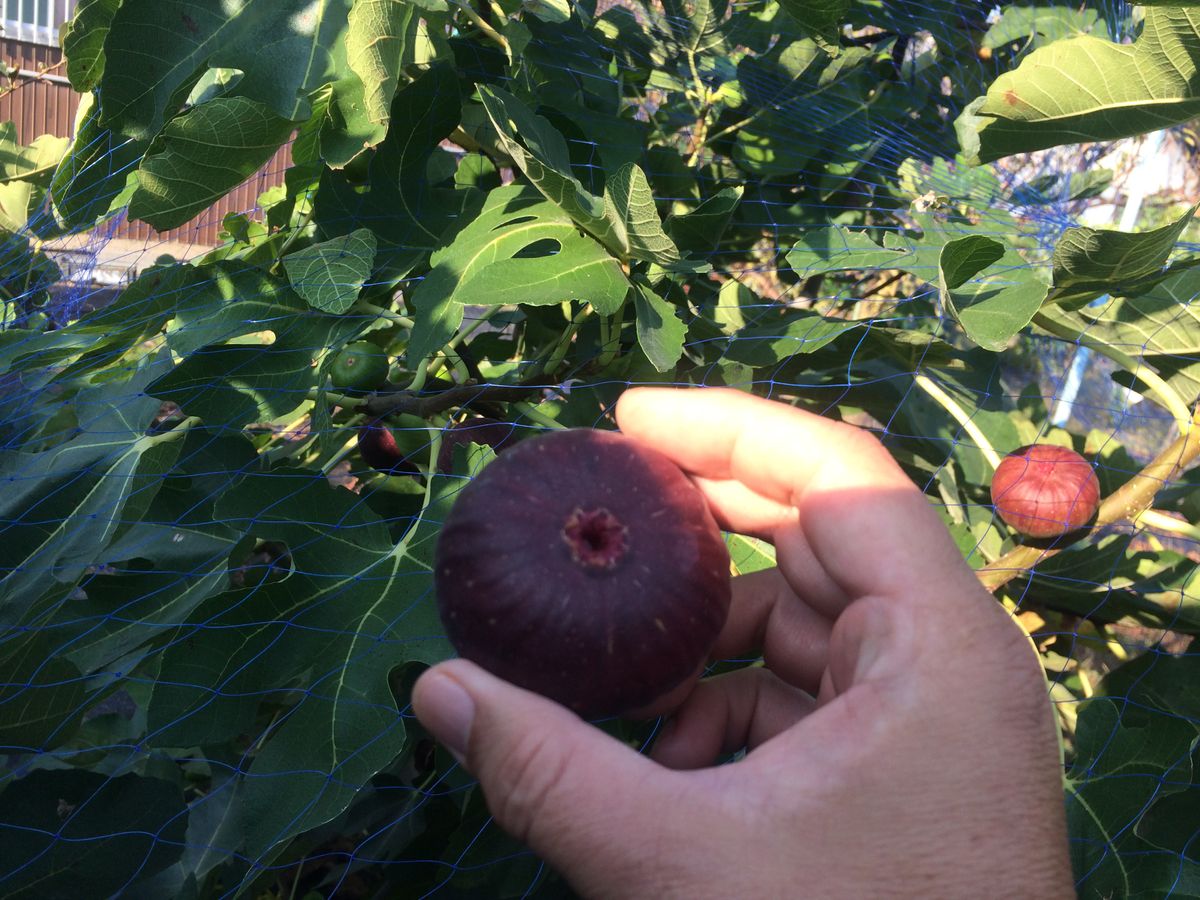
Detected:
[434,428,732,718]
[990,444,1100,538]
[436,416,520,473]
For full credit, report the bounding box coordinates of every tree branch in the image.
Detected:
[361,379,545,420]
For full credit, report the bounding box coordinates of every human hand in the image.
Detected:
[412,387,1073,899]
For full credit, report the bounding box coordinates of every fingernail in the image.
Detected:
[417,672,475,764]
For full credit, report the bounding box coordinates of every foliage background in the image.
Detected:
[1,0,1199,897]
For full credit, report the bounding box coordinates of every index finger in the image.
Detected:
[615,387,969,602]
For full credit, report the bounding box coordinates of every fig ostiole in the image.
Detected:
[434,428,732,719]
[990,444,1101,539]
[330,341,391,395]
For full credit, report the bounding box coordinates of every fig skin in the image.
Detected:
[434,428,732,718]
[330,341,390,395]
[990,444,1101,538]
[435,416,520,473]
[357,421,420,476]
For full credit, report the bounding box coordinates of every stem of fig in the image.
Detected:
[914,373,1002,470]
[426,307,501,379]
[308,388,367,408]
[319,433,360,475]
[542,306,590,377]
[354,302,414,330]
[405,361,430,394]
[597,300,627,368]
[513,401,566,430]
[1135,507,1200,542]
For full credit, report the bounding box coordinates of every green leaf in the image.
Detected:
[725,309,858,366]
[666,186,742,255]
[61,0,121,91]
[1066,653,1200,899]
[1051,206,1198,297]
[960,8,1200,164]
[60,527,243,676]
[0,373,186,625]
[776,0,849,53]
[314,64,461,277]
[982,5,1102,52]
[283,228,378,314]
[99,0,353,139]
[1065,267,1200,358]
[147,265,362,427]
[727,533,776,574]
[408,185,628,361]
[50,95,147,232]
[0,771,187,899]
[319,75,389,168]
[523,0,571,24]
[632,280,687,372]
[939,237,1049,351]
[0,126,68,232]
[346,0,419,128]
[477,85,629,256]
[733,41,875,177]
[603,163,680,264]
[129,97,296,231]
[938,235,1005,290]
[661,0,728,55]
[146,468,456,855]
[0,630,86,751]
[786,226,909,277]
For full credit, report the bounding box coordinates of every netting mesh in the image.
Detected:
[1,0,1198,896]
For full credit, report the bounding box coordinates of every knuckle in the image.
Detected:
[489,731,573,845]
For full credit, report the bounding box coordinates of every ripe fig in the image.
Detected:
[330,342,390,395]
[357,415,429,475]
[990,444,1101,539]
[436,416,520,473]
[434,428,732,718]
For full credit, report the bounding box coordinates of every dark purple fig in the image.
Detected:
[436,416,520,473]
[357,421,420,475]
[434,428,732,718]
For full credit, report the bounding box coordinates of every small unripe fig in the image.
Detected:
[990,444,1101,538]
[434,428,732,718]
[330,342,390,395]
[435,416,520,473]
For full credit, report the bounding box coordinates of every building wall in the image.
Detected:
[0,38,291,248]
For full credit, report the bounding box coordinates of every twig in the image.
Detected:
[914,373,1002,470]
[362,379,544,420]
[450,0,510,56]
[977,405,1200,593]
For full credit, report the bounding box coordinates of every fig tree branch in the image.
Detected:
[976,404,1200,594]
[362,379,545,420]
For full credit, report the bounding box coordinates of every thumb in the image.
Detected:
[412,659,691,888]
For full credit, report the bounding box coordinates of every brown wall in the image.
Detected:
[0,38,291,248]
